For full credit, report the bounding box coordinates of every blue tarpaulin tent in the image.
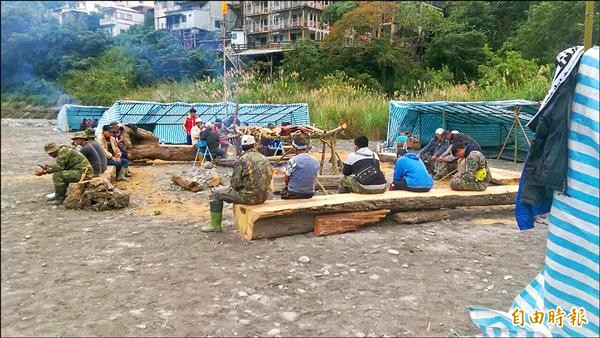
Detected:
[386,100,539,160]
[56,104,109,132]
[95,100,310,144]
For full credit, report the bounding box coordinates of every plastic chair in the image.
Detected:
[269,139,284,156]
[193,140,213,167]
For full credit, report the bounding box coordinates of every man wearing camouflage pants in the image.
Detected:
[201,135,273,232]
[449,142,491,191]
[35,142,94,205]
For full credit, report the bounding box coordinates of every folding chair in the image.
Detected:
[193,140,213,167]
[269,139,284,156]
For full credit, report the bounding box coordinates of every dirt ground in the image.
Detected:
[1,119,549,337]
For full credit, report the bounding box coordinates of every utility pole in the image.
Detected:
[584,1,595,50]
[222,1,228,117]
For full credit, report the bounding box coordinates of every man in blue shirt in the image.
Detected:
[281,137,319,199]
[390,149,433,192]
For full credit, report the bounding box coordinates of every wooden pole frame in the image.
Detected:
[497,105,531,161]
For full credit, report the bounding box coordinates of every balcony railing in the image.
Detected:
[100,17,116,25]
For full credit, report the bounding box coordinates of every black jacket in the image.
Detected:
[200,129,220,152]
[343,147,387,186]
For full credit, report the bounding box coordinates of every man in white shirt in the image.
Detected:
[191,119,204,145]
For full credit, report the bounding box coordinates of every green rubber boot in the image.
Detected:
[117,168,129,181]
[201,201,223,232]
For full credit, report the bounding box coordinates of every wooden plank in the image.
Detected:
[271,175,342,192]
[233,185,518,240]
[489,168,520,185]
[378,152,398,163]
[315,209,390,237]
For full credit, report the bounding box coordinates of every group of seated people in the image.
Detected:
[36,121,133,205]
[202,131,490,232]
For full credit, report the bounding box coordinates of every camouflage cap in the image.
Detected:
[84,128,96,139]
[70,131,88,140]
[44,142,60,154]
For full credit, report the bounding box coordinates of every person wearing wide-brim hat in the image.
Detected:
[71,131,103,176]
[35,142,94,205]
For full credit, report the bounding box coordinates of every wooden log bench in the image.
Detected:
[233,185,518,240]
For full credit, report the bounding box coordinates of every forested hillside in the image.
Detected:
[1,1,598,137]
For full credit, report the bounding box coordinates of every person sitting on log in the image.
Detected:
[390,149,433,192]
[109,121,132,177]
[339,135,388,194]
[202,135,273,233]
[97,125,129,181]
[281,136,319,199]
[449,142,491,191]
[418,128,447,175]
[70,131,103,176]
[199,122,226,159]
[35,142,94,205]
[84,128,108,174]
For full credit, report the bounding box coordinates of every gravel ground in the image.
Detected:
[1,119,548,337]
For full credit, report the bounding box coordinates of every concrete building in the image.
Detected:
[242,1,331,48]
[98,4,146,36]
[154,1,238,49]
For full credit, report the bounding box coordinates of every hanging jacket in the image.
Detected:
[520,46,584,206]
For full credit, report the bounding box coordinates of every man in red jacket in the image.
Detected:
[182,108,197,145]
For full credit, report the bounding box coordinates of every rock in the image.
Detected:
[136,324,147,329]
[267,328,281,336]
[153,210,161,216]
[401,264,409,268]
[280,311,298,322]
[24,235,31,239]
[387,249,400,255]
[238,291,248,298]
[238,319,250,326]
[358,270,367,274]
[296,288,306,294]
[203,162,213,170]
[369,274,380,280]
[41,263,47,267]
[298,256,311,263]
[248,294,262,301]
[503,275,513,280]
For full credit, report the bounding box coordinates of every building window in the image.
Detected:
[181,15,186,23]
[215,20,222,28]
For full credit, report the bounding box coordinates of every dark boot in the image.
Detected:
[201,200,223,232]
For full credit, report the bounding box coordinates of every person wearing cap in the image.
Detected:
[201,134,273,232]
[339,135,388,194]
[418,128,448,175]
[109,121,132,177]
[280,136,319,199]
[35,142,94,205]
[449,142,490,191]
[71,131,103,176]
[182,108,197,145]
[390,149,433,192]
[190,119,204,145]
[434,130,481,179]
[83,128,108,173]
[97,125,129,181]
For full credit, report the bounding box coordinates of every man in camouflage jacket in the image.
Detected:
[449,142,491,191]
[201,135,273,232]
[35,142,94,205]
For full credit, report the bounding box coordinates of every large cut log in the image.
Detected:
[234,185,518,240]
[64,166,130,211]
[171,174,206,192]
[129,144,197,161]
[121,125,160,149]
[271,175,342,192]
[315,209,390,237]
